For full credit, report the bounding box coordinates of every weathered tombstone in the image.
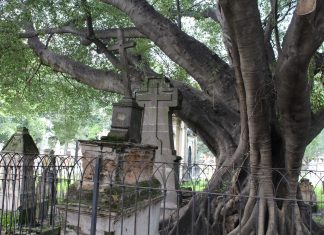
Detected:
[1,127,39,225]
[300,178,317,212]
[58,63,160,235]
[136,77,179,210]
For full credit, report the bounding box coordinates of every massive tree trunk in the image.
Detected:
[20,0,324,234]
[167,0,324,234]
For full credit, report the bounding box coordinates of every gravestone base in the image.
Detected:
[60,140,161,234]
[3,225,60,235]
[103,97,143,143]
[79,140,158,185]
[57,196,163,235]
[154,154,180,213]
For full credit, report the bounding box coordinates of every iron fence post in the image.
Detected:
[90,146,103,235]
[50,152,56,226]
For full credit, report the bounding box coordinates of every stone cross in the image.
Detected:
[136,78,178,163]
[136,78,179,210]
[103,29,142,143]
[108,29,135,97]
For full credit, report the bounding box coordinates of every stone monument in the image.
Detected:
[58,141,161,235]
[136,77,179,210]
[102,29,143,143]
[58,34,163,232]
[0,127,39,225]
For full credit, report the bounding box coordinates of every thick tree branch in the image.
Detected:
[21,26,145,39]
[203,6,233,65]
[203,8,219,22]
[263,19,277,65]
[276,0,324,170]
[81,2,123,69]
[25,25,125,94]
[170,80,240,160]
[272,0,282,55]
[209,3,250,169]
[101,0,238,110]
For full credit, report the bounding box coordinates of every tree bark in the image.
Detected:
[167,0,324,234]
[26,25,125,93]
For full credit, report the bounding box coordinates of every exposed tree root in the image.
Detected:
[167,170,324,235]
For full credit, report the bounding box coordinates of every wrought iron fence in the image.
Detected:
[0,152,323,234]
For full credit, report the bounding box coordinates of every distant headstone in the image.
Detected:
[1,127,39,224]
[300,178,317,212]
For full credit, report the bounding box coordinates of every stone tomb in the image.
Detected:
[79,141,157,188]
[57,140,162,235]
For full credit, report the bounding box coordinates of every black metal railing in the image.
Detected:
[0,153,323,234]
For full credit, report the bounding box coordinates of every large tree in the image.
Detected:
[1,0,324,234]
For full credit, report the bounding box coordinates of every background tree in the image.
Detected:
[303,130,324,166]
[0,66,115,147]
[1,0,324,234]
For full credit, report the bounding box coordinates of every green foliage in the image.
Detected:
[0,1,123,146]
[0,211,17,228]
[188,18,226,60]
[310,77,324,112]
[314,186,324,210]
[0,0,322,150]
[308,54,324,112]
[304,130,324,165]
[313,215,324,226]
[0,68,116,145]
[181,179,208,191]
[0,114,48,144]
[197,138,213,160]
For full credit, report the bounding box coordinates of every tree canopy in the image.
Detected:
[0,60,116,145]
